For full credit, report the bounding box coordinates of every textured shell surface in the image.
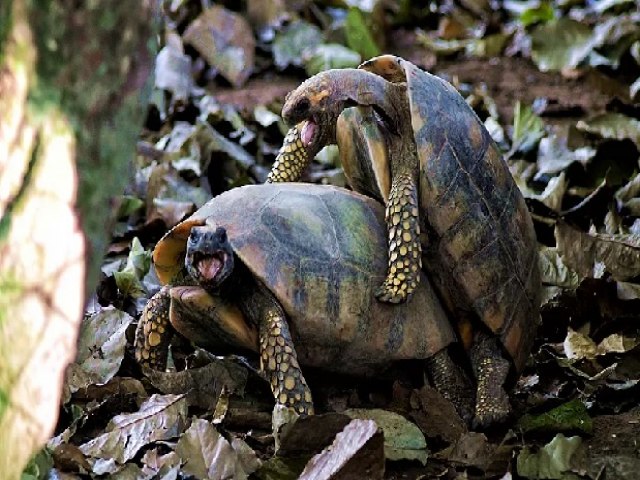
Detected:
[156,183,456,372]
[394,58,541,371]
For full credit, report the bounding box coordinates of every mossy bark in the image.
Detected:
[0,1,157,478]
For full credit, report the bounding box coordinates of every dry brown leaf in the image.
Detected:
[79,394,188,467]
[183,6,255,88]
[298,419,385,480]
[555,221,640,281]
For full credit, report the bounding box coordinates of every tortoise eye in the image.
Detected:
[294,98,310,117]
[215,227,227,243]
[189,229,201,243]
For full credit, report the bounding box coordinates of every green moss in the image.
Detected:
[0,0,13,63]
[0,274,24,423]
[25,1,157,292]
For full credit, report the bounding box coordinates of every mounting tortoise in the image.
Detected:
[135,183,474,419]
[268,55,541,427]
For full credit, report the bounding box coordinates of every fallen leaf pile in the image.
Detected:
[34,1,639,479]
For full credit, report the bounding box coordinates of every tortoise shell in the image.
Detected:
[153,183,456,374]
[360,56,541,372]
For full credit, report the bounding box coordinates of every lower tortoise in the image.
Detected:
[268,55,541,427]
[135,183,473,418]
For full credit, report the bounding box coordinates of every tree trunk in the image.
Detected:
[0,2,157,478]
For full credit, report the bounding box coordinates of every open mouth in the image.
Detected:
[194,251,226,282]
[300,119,318,147]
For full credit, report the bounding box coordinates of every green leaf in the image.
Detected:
[344,8,380,59]
[530,19,595,71]
[518,399,593,435]
[509,101,545,156]
[576,113,640,147]
[21,448,53,480]
[517,434,583,479]
[520,3,555,27]
[466,33,510,58]
[116,195,144,219]
[114,237,151,298]
[345,409,428,464]
[304,44,361,76]
[272,20,323,70]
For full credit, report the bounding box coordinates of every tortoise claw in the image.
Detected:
[375,279,414,304]
[471,405,510,430]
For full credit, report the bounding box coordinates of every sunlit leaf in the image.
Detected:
[518,399,593,435]
[65,307,134,394]
[253,105,280,128]
[537,132,596,176]
[530,19,595,71]
[563,328,597,360]
[298,420,384,480]
[616,281,640,300]
[156,121,203,176]
[520,3,555,27]
[517,434,583,480]
[114,238,151,298]
[345,8,381,59]
[631,77,640,102]
[183,6,255,87]
[587,15,640,68]
[596,333,639,354]
[343,0,379,12]
[345,409,428,464]
[141,448,181,478]
[304,44,361,76]
[534,172,567,212]
[576,113,640,147]
[416,32,468,55]
[116,195,144,219]
[509,101,546,156]
[272,20,323,70]
[175,419,260,479]
[154,34,194,100]
[466,33,510,58]
[539,247,581,288]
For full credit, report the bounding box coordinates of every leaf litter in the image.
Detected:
[45,1,640,479]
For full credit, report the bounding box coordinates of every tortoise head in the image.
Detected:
[281,70,352,157]
[282,68,405,158]
[185,225,235,292]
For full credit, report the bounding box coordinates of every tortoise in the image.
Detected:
[134,183,474,419]
[267,55,541,427]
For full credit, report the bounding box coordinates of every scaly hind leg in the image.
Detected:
[425,347,475,424]
[470,331,511,429]
[241,280,314,416]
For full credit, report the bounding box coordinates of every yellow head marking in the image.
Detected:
[309,88,330,106]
